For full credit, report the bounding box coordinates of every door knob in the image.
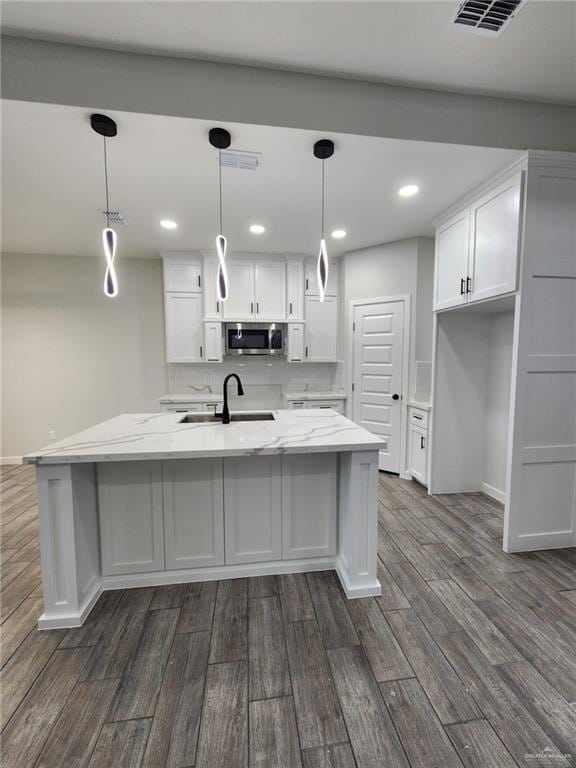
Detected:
[392,394,400,400]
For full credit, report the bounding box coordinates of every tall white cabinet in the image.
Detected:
[430,151,576,554]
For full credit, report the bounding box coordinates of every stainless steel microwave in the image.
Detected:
[225,323,285,356]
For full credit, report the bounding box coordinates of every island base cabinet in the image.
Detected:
[98,462,164,576]
[282,454,338,559]
[407,424,428,486]
[162,459,224,569]
[223,456,282,564]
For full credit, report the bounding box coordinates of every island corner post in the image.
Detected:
[31,447,381,630]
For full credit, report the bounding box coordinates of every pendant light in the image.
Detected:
[91,114,119,298]
[313,139,335,302]
[209,127,232,302]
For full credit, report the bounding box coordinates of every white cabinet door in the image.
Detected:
[282,454,337,559]
[408,425,428,485]
[203,259,223,320]
[165,292,204,363]
[305,260,338,297]
[163,258,202,293]
[434,209,470,311]
[98,462,164,575]
[163,459,224,570]
[255,261,286,320]
[204,322,223,363]
[287,323,305,362]
[286,258,304,320]
[223,260,255,320]
[469,173,522,304]
[305,296,338,362]
[223,456,282,564]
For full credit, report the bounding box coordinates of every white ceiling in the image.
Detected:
[2,1,575,105]
[1,100,518,259]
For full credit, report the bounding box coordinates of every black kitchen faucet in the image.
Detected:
[216,373,245,424]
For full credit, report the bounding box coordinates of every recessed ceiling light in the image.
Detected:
[249,224,266,234]
[398,185,419,198]
[331,229,347,239]
[160,219,178,230]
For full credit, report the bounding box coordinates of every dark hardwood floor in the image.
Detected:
[1,464,576,767]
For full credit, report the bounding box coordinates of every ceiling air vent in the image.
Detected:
[102,210,128,225]
[216,149,262,171]
[452,0,526,36]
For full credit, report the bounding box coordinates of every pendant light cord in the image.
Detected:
[321,158,325,239]
[218,148,223,234]
[103,136,110,228]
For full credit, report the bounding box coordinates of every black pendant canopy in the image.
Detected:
[90,114,118,138]
[209,127,232,150]
[313,139,334,160]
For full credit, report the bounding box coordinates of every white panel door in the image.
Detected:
[352,300,405,473]
[163,459,224,569]
[305,296,338,362]
[305,260,338,296]
[408,425,428,485]
[165,292,204,363]
[223,456,282,564]
[98,462,164,575]
[469,173,522,304]
[203,259,223,320]
[223,260,255,320]
[287,323,305,362]
[255,261,286,320]
[282,454,338,559]
[434,209,470,311]
[286,258,304,320]
[204,322,223,362]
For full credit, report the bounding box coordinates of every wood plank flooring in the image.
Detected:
[2,464,576,767]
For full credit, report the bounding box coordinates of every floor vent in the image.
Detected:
[216,149,262,171]
[452,0,526,35]
[102,210,128,225]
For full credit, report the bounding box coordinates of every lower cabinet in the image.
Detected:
[408,424,428,486]
[223,455,282,564]
[162,458,224,569]
[98,461,165,576]
[282,454,337,559]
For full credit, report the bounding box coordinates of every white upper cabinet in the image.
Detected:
[469,173,522,304]
[305,259,338,297]
[223,260,255,320]
[165,292,204,363]
[203,259,222,320]
[305,295,338,362]
[287,323,305,363]
[163,257,202,293]
[254,261,286,320]
[204,322,223,363]
[433,172,523,312]
[286,257,305,320]
[434,209,470,311]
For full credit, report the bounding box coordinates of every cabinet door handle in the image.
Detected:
[208,359,219,362]
[305,278,309,290]
[216,302,220,314]
[466,277,472,294]
[251,302,254,314]
[413,414,423,420]
[198,275,201,288]
[256,302,259,314]
[200,345,203,358]
[291,358,302,362]
[305,346,309,358]
[420,435,425,449]
[289,301,293,315]
[460,278,466,295]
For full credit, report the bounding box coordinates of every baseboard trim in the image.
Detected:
[37,584,103,630]
[482,482,506,505]
[0,457,23,466]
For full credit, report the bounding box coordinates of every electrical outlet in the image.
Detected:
[49,430,56,440]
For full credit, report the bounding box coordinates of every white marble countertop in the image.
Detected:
[159,393,223,403]
[23,409,383,465]
[408,400,432,411]
[283,391,347,401]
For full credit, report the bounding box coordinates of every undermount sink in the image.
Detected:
[179,412,275,424]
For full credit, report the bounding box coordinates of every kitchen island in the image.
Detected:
[24,409,384,628]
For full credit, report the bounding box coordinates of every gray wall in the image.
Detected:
[1,253,167,458]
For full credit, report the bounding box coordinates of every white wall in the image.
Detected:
[341,236,435,400]
[483,311,514,498]
[1,253,167,459]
